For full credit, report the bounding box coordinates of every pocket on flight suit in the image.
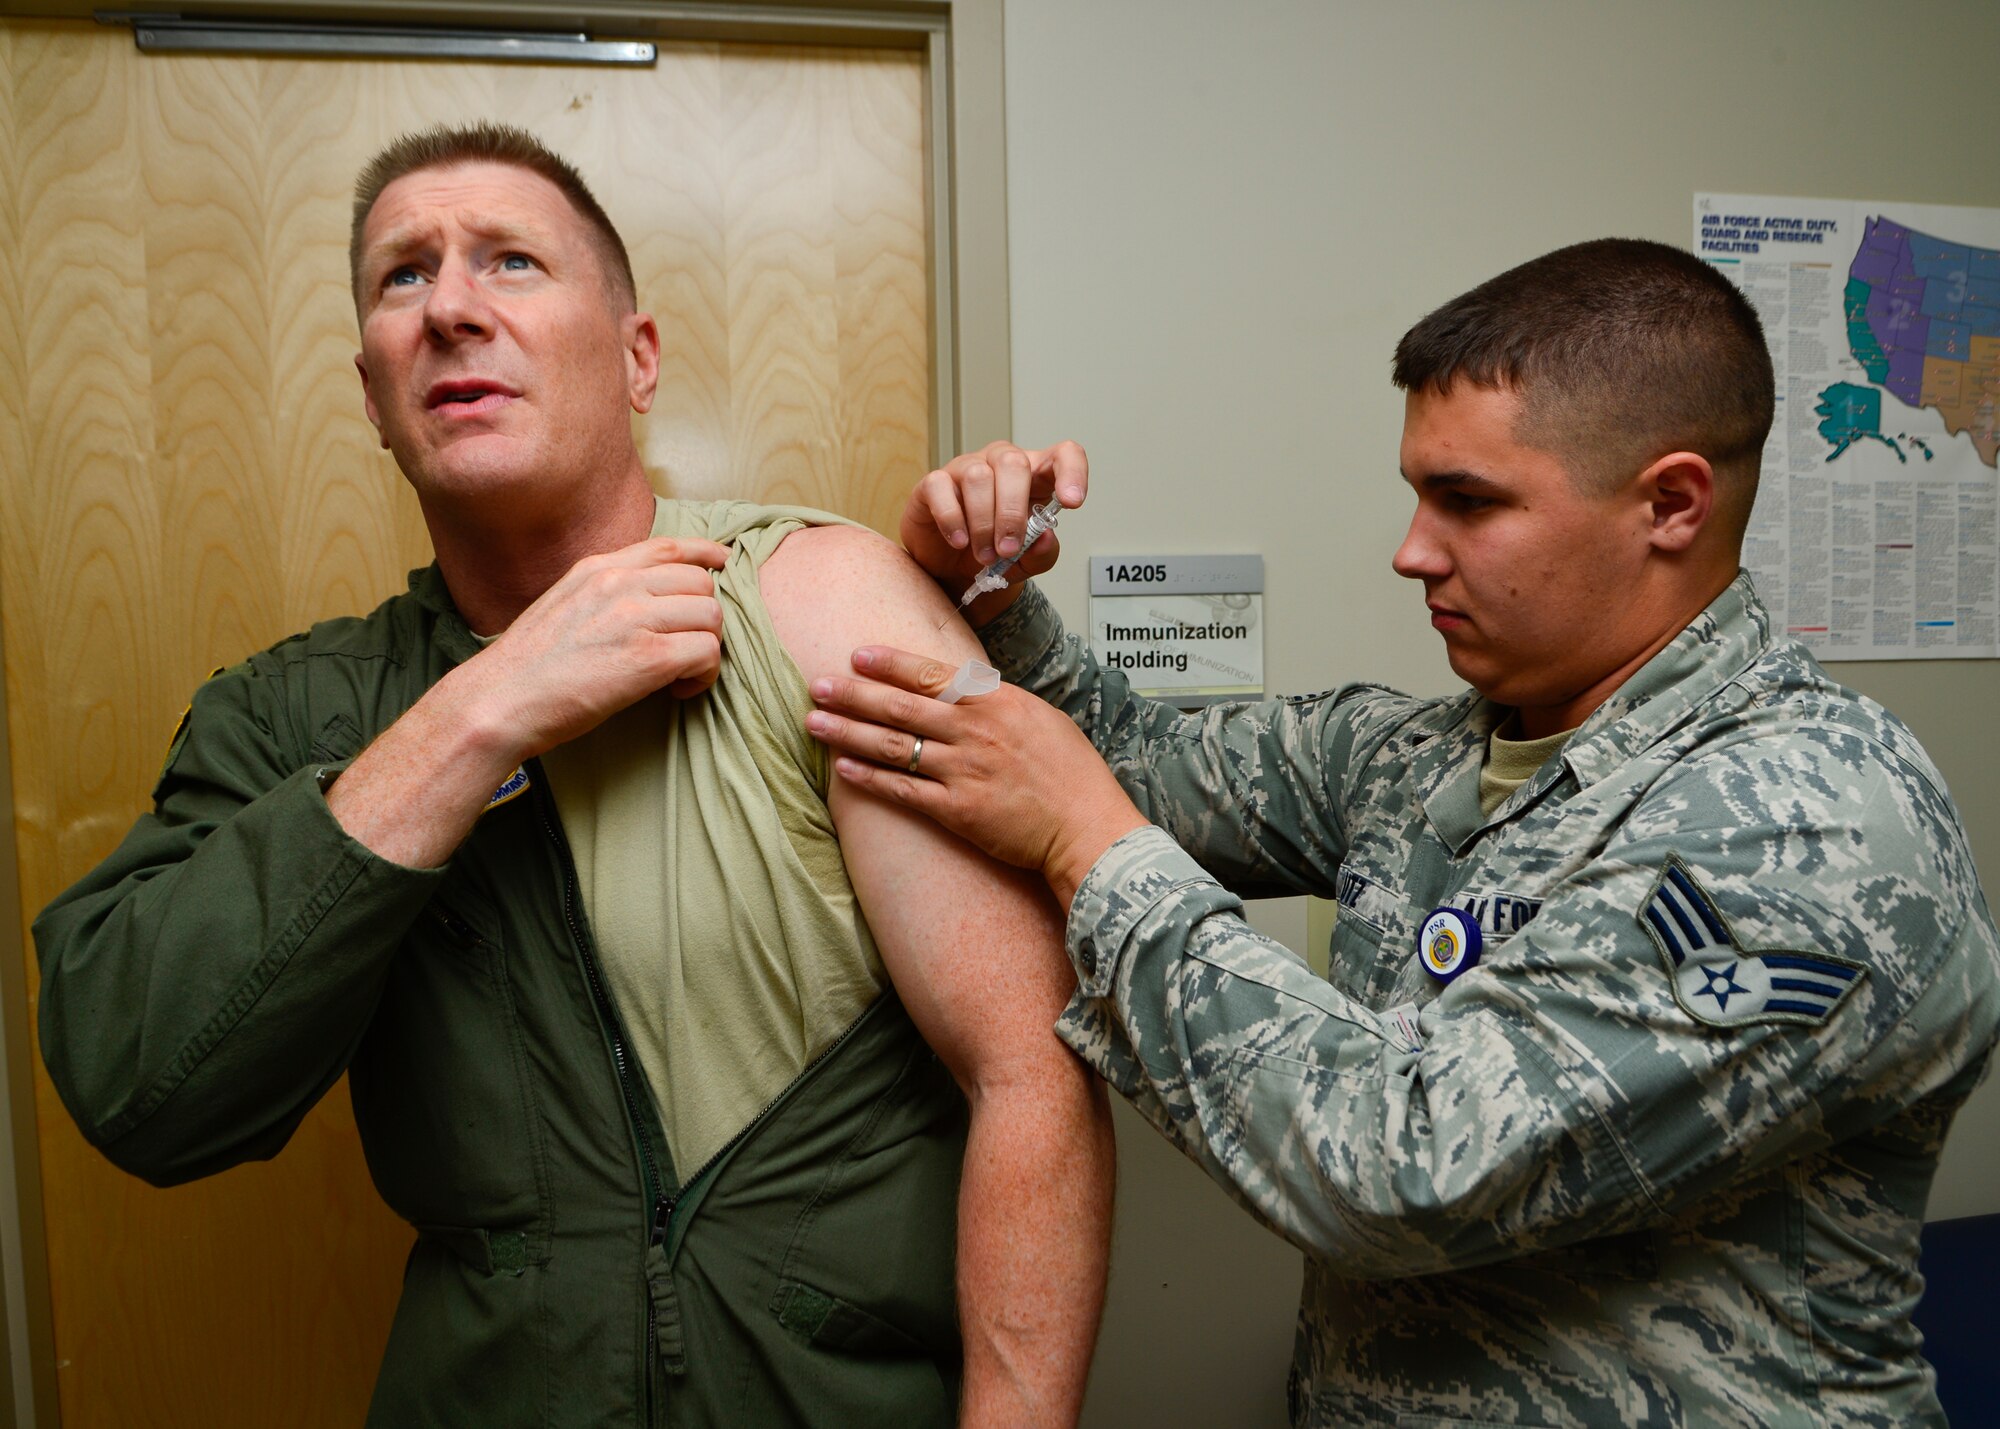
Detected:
[351,891,555,1239]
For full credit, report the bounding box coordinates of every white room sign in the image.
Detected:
[1087,555,1264,706]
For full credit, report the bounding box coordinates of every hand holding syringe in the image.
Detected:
[936,496,1066,630]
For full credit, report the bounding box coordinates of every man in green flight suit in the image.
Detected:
[34,124,1113,1426]
[806,238,2000,1426]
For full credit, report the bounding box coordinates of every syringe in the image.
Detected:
[937,496,1065,630]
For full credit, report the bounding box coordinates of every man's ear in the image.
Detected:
[624,312,661,414]
[354,353,389,450]
[1638,450,1714,553]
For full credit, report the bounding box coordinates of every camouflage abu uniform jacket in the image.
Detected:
[981,572,2000,1428]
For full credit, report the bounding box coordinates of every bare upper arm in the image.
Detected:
[760,524,1076,1087]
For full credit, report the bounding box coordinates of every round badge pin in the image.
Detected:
[1417,907,1482,985]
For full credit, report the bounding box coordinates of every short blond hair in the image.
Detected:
[349,122,636,311]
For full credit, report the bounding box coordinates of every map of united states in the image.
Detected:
[1828,216,2000,468]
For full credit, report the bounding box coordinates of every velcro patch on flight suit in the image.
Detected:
[159,664,233,780]
[1639,855,1866,1029]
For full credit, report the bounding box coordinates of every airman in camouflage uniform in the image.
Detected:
[973,568,1999,1426]
[806,238,2000,1426]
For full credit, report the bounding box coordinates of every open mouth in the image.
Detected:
[427,380,517,415]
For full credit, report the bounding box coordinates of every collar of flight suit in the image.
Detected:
[406,563,484,666]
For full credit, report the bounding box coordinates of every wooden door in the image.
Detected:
[0,22,930,1425]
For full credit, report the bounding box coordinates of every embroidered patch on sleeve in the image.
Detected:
[158,664,232,781]
[1638,855,1866,1029]
[484,765,531,814]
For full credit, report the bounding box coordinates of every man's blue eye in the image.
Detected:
[386,268,421,287]
[501,254,534,271]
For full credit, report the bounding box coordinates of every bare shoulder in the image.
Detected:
[760,522,977,683]
[760,524,940,608]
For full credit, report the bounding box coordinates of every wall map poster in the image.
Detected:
[1696,193,1999,659]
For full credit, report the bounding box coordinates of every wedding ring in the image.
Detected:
[907,736,925,772]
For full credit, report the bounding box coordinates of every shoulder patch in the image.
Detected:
[159,664,233,780]
[1639,854,1865,1029]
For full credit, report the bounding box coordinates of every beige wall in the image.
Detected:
[996,3,2000,1423]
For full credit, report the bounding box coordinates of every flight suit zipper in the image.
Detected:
[651,993,882,1251]
[528,769,673,1424]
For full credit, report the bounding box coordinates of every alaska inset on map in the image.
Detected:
[1832,215,2000,468]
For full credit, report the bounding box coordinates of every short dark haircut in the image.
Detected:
[1392,238,1775,534]
[349,122,636,312]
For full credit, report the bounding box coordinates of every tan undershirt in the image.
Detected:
[1478,720,1575,816]
[528,498,885,1175]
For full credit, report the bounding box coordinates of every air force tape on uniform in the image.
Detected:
[1640,854,1865,1027]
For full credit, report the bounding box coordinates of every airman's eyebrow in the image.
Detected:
[359,232,426,289]
[1400,469,1507,495]
[364,219,546,269]
[469,220,544,250]
[363,223,428,264]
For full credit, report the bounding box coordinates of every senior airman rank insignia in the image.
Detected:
[1640,855,1865,1028]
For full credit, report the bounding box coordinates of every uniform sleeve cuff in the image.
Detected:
[294,759,455,884]
[976,581,1063,681]
[1065,825,1226,997]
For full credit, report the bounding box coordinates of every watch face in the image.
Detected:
[1418,907,1482,983]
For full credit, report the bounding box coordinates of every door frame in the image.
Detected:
[0,4,1010,1422]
